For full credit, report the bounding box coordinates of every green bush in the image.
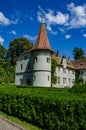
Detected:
[0,84,86,130]
[69,84,86,94]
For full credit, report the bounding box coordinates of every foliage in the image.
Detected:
[51,58,57,85]
[0,59,15,84]
[0,84,86,130]
[75,70,81,84]
[8,38,33,65]
[0,44,8,59]
[0,37,33,84]
[69,84,86,94]
[73,47,85,60]
[0,111,41,130]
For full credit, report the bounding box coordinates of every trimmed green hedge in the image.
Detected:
[0,84,86,130]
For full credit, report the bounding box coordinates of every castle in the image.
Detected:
[15,20,86,87]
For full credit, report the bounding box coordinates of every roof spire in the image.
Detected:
[31,19,52,52]
[42,17,44,24]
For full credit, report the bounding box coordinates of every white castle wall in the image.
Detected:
[31,50,51,87]
[15,50,52,87]
[15,53,32,85]
[55,66,75,88]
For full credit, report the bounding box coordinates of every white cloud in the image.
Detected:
[0,12,18,26]
[37,3,86,31]
[0,12,11,25]
[37,6,68,35]
[65,35,71,39]
[23,34,37,41]
[11,30,17,35]
[83,34,86,37]
[59,27,65,33]
[45,11,69,25]
[67,3,86,28]
[29,17,34,21]
[37,7,69,25]
[0,36,4,45]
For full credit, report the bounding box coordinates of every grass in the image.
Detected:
[0,111,41,130]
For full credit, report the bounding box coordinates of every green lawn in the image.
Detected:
[0,111,41,130]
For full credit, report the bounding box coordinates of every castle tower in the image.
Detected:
[31,20,52,87]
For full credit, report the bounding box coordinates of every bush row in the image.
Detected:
[0,85,86,130]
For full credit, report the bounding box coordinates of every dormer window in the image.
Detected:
[80,63,83,66]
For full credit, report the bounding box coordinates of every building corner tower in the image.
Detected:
[31,20,52,87]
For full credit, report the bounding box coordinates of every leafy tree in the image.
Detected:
[8,38,33,65]
[51,59,57,85]
[73,47,85,84]
[73,47,85,60]
[0,58,15,84]
[0,44,8,59]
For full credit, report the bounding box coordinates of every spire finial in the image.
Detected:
[42,18,44,24]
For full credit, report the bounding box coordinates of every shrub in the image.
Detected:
[0,84,86,130]
[69,84,86,94]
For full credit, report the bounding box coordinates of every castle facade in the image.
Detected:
[15,21,86,87]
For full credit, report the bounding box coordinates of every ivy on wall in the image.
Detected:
[51,58,57,85]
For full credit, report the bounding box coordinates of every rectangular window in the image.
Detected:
[27,79,30,85]
[69,69,70,74]
[63,68,66,73]
[34,57,38,63]
[21,64,23,70]
[72,70,75,75]
[80,71,83,75]
[63,78,67,85]
[58,67,60,72]
[33,76,36,81]
[24,56,27,60]
[58,77,60,84]
[47,57,50,63]
[48,76,50,81]
[69,78,71,84]
[20,79,22,84]
[72,79,74,84]
[28,63,30,70]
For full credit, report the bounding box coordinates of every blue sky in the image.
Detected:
[0,0,86,59]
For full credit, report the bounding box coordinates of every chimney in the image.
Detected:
[62,55,66,59]
[68,57,70,61]
[56,50,60,57]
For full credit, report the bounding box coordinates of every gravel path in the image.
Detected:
[0,116,25,130]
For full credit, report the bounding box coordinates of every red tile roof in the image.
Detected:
[52,54,75,69]
[32,22,52,52]
[72,59,86,70]
[23,22,52,54]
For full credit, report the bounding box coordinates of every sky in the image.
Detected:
[0,0,86,59]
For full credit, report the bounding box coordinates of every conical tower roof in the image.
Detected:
[31,20,52,52]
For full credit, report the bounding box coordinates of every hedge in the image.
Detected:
[0,84,86,130]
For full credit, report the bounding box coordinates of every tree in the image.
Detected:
[8,38,33,66]
[0,44,8,59]
[73,47,85,60]
[0,58,15,84]
[51,59,57,85]
[73,47,85,84]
